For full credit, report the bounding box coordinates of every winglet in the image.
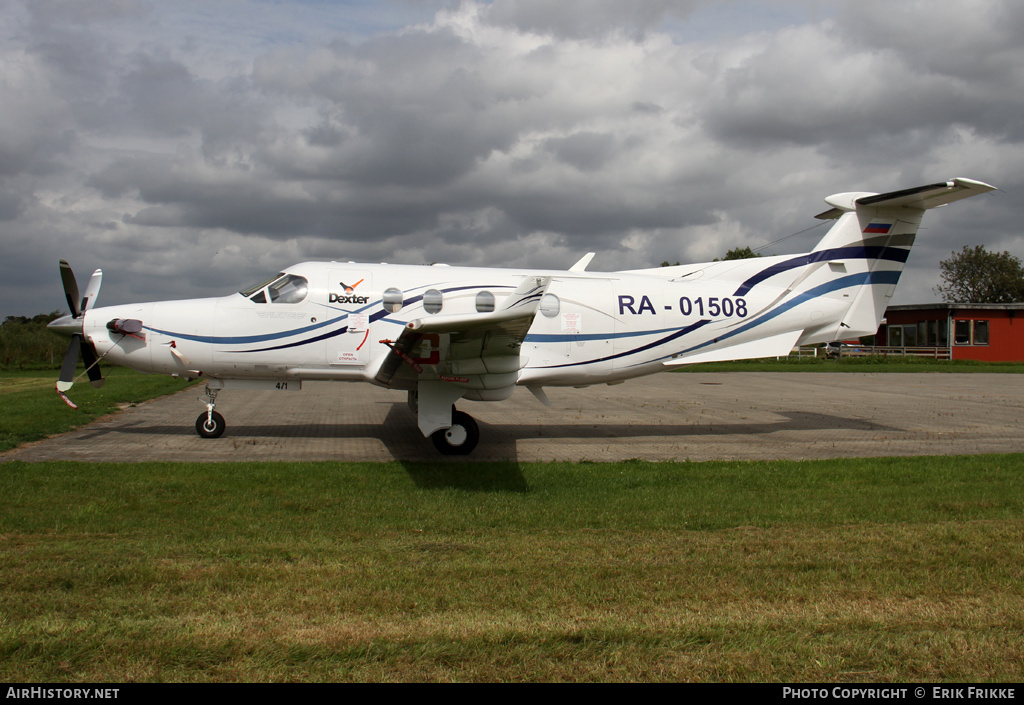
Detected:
[569,253,595,272]
[499,275,551,314]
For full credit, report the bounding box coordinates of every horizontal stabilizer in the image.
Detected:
[815,178,996,219]
[663,330,803,366]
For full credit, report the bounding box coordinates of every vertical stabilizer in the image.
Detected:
[808,178,995,340]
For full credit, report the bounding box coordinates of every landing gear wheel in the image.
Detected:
[195,411,226,439]
[430,409,479,456]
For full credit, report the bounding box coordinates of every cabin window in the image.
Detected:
[423,289,443,314]
[540,293,560,318]
[383,287,404,313]
[476,291,495,313]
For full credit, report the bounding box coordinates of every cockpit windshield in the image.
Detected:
[239,273,308,304]
[240,274,283,298]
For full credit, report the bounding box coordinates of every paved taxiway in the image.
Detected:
[4,372,1023,463]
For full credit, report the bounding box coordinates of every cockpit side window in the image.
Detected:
[268,274,308,304]
[240,273,308,304]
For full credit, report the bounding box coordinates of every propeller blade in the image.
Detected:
[57,334,81,392]
[80,339,104,389]
[81,269,102,315]
[59,260,81,318]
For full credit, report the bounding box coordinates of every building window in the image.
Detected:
[974,320,990,345]
[888,321,948,348]
[954,319,991,345]
[954,320,972,345]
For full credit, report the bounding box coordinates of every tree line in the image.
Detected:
[935,245,1024,304]
[1,312,67,369]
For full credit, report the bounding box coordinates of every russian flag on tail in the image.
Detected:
[863,222,892,234]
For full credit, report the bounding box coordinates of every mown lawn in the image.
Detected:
[1,455,1022,682]
[0,368,197,452]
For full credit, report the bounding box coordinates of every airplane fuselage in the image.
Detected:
[81,256,845,391]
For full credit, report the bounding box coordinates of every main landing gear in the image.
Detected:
[430,407,479,456]
[190,384,478,454]
[195,385,226,439]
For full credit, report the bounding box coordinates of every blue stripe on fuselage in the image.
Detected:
[532,320,712,369]
[681,270,902,357]
[143,311,347,345]
[142,283,511,350]
[733,246,908,297]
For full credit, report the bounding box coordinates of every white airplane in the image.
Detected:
[50,177,995,454]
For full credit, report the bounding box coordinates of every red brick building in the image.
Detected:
[877,303,1024,362]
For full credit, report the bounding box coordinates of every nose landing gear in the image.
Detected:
[195,385,226,438]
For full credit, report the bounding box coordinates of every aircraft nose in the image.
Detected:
[48,314,84,337]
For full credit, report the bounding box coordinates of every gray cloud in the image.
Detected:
[0,0,1021,319]
[481,0,705,39]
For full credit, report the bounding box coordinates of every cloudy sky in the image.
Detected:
[1,0,1022,318]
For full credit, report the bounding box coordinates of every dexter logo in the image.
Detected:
[330,293,369,304]
[330,278,369,304]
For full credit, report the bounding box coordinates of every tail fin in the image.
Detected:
[809,178,995,340]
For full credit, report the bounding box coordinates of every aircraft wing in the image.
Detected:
[374,276,551,391]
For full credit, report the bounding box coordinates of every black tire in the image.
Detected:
[195,411,226,439]
[430,409,479,455]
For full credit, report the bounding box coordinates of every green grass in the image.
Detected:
[678,356,1024,373]
[1,456,1022,682]
[0,368,197,452]
[2,367,1023,681]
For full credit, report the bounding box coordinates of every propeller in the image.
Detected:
[49,260,104,394]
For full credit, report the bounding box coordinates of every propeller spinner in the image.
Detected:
[49,260,104,395]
